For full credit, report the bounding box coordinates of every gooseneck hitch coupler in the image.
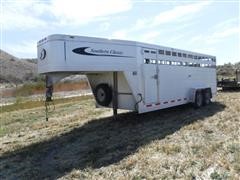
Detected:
[45,75,55,121]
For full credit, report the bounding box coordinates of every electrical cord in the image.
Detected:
[134,93,142,111]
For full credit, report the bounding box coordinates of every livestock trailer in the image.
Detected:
[37,34,216,117]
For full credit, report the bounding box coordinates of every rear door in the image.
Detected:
[142,48,158,104]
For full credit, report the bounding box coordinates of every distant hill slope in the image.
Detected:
[0,49,87,84]
[0,49,37,84]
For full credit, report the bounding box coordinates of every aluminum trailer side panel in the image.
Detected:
[38,36,138,73]
[38,34,217,114]
[139,64,216,113]
[38,35,140,112]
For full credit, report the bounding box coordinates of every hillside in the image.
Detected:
[0,92,239,179]
[0,49,38,84]
[0,50,88,85]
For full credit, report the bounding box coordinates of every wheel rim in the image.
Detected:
[97,88,106,102]
[196,93,202,107]
[205,92,210,104]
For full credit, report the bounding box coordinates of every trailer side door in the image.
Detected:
[142,48,158,104]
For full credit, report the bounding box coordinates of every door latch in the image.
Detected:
[153,74,158,79]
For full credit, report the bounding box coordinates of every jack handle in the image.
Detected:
[45,75,54,121]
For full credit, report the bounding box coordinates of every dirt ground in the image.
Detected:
[0,91,239,179]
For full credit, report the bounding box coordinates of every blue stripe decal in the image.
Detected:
[72,47,135,58]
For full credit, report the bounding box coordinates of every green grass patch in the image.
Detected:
[1,95,93,113]
[0,97,97,137]
[14,81,45,97]
[0,126,8,137]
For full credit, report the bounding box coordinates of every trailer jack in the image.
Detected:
[45,76,55,121]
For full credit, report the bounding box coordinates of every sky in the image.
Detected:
[0,0,239,65]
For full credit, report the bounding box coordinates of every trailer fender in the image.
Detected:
[203,88,212,98]
[189,88,199,103]
[189,87,212,103]
[194,90,203,108]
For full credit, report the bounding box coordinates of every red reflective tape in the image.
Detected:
[163,101,168,104]
[171,100,175,103]
[146,104,152,107]
[177,99,181,101]
[155,103,160,106]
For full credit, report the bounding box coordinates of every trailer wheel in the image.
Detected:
[203,89,211,105]
[194,90,203,108]
[95,83,112,106]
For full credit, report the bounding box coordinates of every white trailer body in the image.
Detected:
[38,34,216,114]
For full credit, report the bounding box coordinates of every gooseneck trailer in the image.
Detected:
[37,34,216,117]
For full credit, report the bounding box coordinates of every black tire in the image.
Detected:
[203,89,211,105]
[194,90,203,108]
[94,83,112,106]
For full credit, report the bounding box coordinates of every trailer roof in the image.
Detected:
[38,34,215,58]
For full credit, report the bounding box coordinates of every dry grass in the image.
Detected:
[0,95,92,114]
[0,91,240,179]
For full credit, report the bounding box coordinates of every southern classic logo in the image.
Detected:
[72,47,134,58]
